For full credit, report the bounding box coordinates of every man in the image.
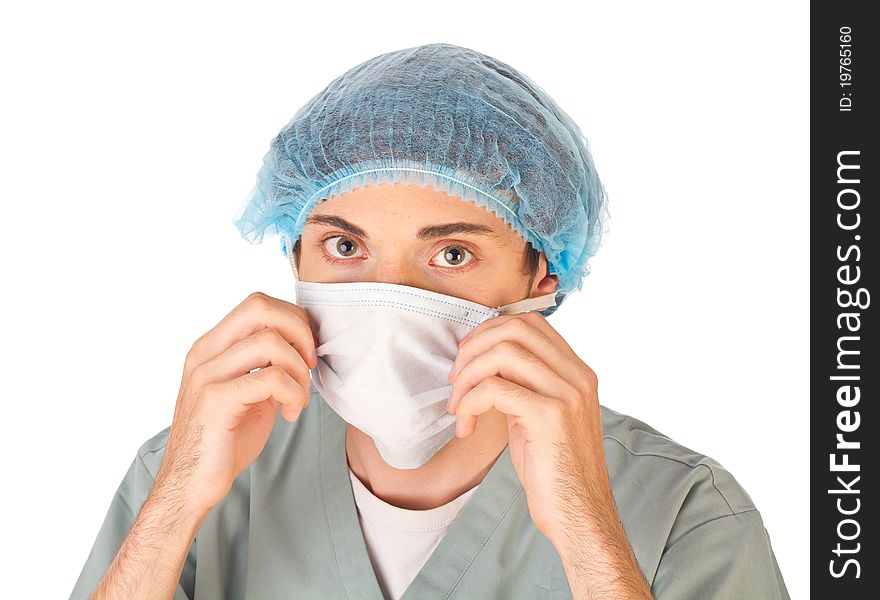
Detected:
[71,43,790,599]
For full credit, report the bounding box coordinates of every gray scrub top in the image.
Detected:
[70,379,791,599]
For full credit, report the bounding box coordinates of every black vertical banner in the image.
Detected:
[812,2,877,597]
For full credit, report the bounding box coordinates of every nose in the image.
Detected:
[367,259,423,288]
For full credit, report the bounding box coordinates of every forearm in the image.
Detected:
[556,521,653,599]
[90,479,207,600]
[552,483,653,599]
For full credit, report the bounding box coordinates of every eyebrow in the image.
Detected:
[305,215,503,241]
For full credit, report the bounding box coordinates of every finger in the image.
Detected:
[447,340,578,413]
[188,292,318,372]
[454,376,553,440]
[450,315,581,385]
[192,327,311,402]
[459,312,573,356]
[203,365,308,429]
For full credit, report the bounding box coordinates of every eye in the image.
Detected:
[433,245,474,268]
[323,236,363,259]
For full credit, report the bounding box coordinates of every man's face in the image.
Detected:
[297,182,557,307]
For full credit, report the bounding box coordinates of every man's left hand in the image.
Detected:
[446,311,653,599]
[446,311,606,543]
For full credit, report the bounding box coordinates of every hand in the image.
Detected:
[445,311,607,544]
[157,291,318,521]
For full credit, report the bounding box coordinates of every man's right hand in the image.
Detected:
[86,292,317,600]
[156,291,318,521]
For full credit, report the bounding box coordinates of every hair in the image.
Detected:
[291,238,542,291]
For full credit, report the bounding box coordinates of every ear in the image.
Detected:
[535,274,558,296]
[532,255,559,296]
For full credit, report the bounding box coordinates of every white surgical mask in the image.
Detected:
[293,276,557,470]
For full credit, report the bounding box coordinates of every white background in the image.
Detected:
[1,1,808,598]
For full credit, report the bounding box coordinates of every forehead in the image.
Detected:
[308,183,520,241]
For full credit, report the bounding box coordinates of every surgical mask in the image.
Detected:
[293,278,557,470]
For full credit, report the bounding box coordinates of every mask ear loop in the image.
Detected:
[494,291,558,315]
[284,233,300,281]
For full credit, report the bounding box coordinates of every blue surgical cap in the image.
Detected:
[233,42,609,317]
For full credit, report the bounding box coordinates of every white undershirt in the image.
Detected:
[347,467,480,600]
